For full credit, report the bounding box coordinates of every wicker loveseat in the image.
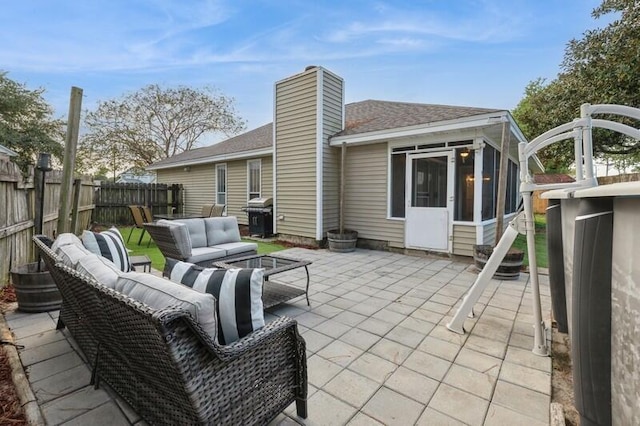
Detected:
[33,235,307,425]
[144,216,257,267]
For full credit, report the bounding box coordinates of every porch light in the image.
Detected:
[459,149,470,159]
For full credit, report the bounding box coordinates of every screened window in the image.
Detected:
[216,164,227,205]
[390,153,406,218]
[505,160,519,213]
[482,145,500,220]
[454,148,474,221]
[248,159,261,200]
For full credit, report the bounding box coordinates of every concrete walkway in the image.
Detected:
[3,248,552,425]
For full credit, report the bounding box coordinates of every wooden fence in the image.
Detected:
[0,157,94,287]
[92,182,183,226]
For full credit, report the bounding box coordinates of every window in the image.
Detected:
[216,164,227,205]
[454,148,474,221]
[481,145,500,220]
[390,153,406,217]
[505,160,519,213]
[247,159,261,200]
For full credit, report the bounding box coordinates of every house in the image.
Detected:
[0,144,18,160]
[116,169,157,184]
[147,66,542,257]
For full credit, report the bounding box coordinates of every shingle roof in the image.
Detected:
[337,100,502,137]
[149,123,273,168]
[150,100,502,168]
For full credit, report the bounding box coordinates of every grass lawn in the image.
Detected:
[121,227,287,271]
[511,214,548,268]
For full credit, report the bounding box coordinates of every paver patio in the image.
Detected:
[3,247,552,425]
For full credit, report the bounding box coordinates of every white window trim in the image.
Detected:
[247,159,262,200]
[215,163,227,205]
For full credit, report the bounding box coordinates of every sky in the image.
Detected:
[1,0,606,144]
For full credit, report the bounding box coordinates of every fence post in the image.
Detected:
[71,178,82,235]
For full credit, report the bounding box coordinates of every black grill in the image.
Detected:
[242,204,273,238]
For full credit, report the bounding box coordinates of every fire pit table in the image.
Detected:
[214,254,311,309]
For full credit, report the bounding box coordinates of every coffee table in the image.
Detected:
[214,254,311,309]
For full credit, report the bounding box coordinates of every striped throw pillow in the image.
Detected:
[82,227,132,272]
[166,259,264,344]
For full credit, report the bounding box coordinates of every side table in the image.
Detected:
[130,255,152,272]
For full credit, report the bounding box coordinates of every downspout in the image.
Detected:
[495,118,510,245]
[339,142,346,234]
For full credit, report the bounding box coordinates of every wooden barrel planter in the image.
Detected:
[473,244,524,280]
[327,230,358,253]
[10,262,62,312]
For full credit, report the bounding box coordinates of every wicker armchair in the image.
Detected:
[32,235,308,425]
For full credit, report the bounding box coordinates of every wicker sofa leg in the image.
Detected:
[296,398,307,419]
[90,345,101,389]
[56,317,65,330]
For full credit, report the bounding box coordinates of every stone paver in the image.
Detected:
[4,247,553,425]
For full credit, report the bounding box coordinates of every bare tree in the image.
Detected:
[80,84,245,175]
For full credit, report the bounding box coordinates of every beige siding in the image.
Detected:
[156,165,215,215]
[453,224,477,256]
[156,155,273,225]
[275,69,318,239]
[322,71,343,234]
[343,143,404,246]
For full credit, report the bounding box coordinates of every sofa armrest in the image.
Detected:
[144,222,192,260]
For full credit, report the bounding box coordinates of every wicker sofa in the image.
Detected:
[33,234,307,425]
[144,216,257,267]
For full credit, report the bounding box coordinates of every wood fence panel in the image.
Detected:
[0,157,94,287]
[92,182,182,226]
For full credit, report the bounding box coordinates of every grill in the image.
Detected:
[242,197,273,238]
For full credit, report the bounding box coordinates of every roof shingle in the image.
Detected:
[150,100,503,168]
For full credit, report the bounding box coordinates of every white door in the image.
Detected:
[405,152,454,251]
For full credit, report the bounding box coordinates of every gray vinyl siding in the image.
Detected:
[322,71,343,234]
[275,69,318,239]
[343,143,404,246]
[483,221,497,245]
[227,161,247,224]
[156,165,215,215]
[452,224,477,256]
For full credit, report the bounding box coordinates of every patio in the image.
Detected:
[3,247,552,425]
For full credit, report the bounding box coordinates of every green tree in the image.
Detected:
[0,71,64,172]
[513,0,640,170]
[80,84,245,175]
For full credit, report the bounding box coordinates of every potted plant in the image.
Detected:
[327,143,357,252]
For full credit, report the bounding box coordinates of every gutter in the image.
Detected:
[147,148,273,171]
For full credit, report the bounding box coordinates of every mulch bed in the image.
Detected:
[0,285,28,425]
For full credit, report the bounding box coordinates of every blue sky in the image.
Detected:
[1,0,604,141]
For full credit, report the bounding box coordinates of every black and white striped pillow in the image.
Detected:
[166,259,264,344]
[82,227,132,272]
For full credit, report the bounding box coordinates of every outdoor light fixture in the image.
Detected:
[37,153,52,171]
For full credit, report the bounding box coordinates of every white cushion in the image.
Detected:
[166,259,264,344]
[82,228,132,272]
[204,217,241,246]
[76,254,123,289]
[215,242,258,256]
[185,247,228,264]
[55,243,92,268]
[52,233,83,251]
[175,218,207,248]
[114,272,218,340]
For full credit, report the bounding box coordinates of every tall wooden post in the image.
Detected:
[494,119,510,245]
[57,87,83,234]
[71,178,82,235]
